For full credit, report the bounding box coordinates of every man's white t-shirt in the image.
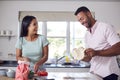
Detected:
[85,21,120,77]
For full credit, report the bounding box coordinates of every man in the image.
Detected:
[74,6,120,80]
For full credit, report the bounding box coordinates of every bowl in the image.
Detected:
[0,69,7,76]
[6,69,15,78]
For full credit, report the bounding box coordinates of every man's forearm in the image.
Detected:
[96,42,120,57]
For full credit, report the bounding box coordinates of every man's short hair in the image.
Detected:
[74,6,90,15]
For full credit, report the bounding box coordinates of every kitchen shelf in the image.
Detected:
[0,35,16,40]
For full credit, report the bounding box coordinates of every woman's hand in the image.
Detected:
[34,62,40,73]
[22,57,30,62]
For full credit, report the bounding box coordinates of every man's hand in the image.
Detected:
[81,55,92,62]
[81,48,98,62]
[84,48,98,57]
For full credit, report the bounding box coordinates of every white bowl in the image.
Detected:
[6,70,15,78]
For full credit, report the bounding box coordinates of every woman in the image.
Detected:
[15,15,49,73]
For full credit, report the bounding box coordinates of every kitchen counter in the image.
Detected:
[47,72,103,80]
[0,76,14,80]
[0,60,90,68]
[0,76,33,80]
[0,60,90,72]
[0,72,103,80]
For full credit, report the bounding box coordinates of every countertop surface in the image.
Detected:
[0,72,103,80]
[0,60,90,68]
[0,76,14,80]
[47,72,103,80]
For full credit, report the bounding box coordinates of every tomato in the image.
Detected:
[37,71,48,76]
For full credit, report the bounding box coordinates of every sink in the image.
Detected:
[44,61,90,68]
[44,63,63,67]
[50,64,63,67]
[62,62,72,65]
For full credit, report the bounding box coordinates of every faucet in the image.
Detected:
[55,56,65,65]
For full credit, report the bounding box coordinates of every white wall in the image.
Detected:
[0,1,120,60]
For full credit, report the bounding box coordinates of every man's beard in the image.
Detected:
[85,17,92,29]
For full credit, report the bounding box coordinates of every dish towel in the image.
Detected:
[15,61,30,80]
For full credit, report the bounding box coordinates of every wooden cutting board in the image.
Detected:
[0,76,33,80]
[0,76,14,80]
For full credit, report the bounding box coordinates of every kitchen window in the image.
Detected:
[37,21,86,61]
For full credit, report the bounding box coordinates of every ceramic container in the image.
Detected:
[6,69,15,78]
